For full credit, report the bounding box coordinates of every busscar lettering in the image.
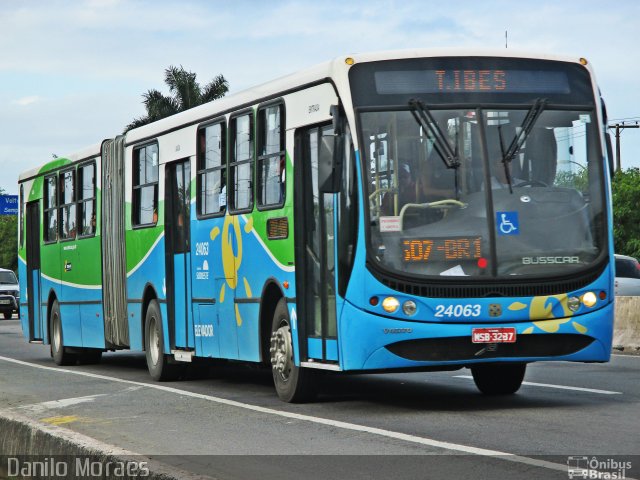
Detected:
[522,256,580,265]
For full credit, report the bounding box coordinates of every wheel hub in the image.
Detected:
[149,317,160,365]
[270,326,292,379]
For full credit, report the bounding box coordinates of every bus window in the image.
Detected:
[132,143,159,226]
[44,174,58,243]
[78,162,96,236]
[257,102,285,208]
[197,121,226,217]
[59,169,76,240]
[229,112,254,213]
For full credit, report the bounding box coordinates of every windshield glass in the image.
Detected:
[0,271,17,284]
[362,107,605,278]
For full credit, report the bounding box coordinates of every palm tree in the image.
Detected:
[124,65,229,132]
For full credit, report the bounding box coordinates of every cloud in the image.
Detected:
[12,96,41,106]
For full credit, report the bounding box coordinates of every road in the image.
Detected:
[0,318,638,480]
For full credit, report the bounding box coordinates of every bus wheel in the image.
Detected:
[269,298,315,403]
[471,363,526,395]
[3,312,11,320]
[145,299,181,381]
[50,300,76,366]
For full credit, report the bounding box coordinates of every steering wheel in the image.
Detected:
[514,180,548,187]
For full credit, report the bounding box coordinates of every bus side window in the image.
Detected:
[229,111,254,213]
[132,143,159,226]
[197,120,226,217]
[78,162,96,236]
[44,174,58,243]
[59,169,76,240]
[257,102,285,209]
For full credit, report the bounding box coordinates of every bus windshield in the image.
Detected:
[360,105,605,278]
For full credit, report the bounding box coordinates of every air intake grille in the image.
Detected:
[370,263,604,298]
[267,217,289,240]
[386,334,594,362]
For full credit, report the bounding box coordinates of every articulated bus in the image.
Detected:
[18,50,614,402]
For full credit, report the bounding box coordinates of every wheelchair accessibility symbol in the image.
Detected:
[496,211,519,236]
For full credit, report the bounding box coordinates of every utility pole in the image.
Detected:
[610,121,640,172]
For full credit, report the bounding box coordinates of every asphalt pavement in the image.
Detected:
[0,318,638,480]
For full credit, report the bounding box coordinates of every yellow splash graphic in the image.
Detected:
[572,321,588,334]
[210,215,255,327]
[244,277,252,298]
[244,216,254,233]
[522,327,534,334]
[508,302,528,311]
[530,294,571,320]
[523,294,589,335]
[532,318,571,333]
[235,304,242,326]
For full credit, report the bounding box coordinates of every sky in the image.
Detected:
[2,0,639,195]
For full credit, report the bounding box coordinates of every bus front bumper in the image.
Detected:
[339,301,613,371]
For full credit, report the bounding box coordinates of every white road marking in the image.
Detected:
[453,375,622,395]
[16,393,107,413]
[0,355,624,476]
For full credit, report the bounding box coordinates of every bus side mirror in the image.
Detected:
[605,131,615,177]
[318,105,345,193]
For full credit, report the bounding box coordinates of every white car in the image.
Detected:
[614,254,640,296]
[0,268,19,319]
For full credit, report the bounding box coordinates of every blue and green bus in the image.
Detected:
[18,49,615,402]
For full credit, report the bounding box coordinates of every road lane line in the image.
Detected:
[453,375,622,395]
[16,393,107,413]
[0,355,619,476]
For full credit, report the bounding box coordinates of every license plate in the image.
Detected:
[0,299,10,305]
[472,327,516,343]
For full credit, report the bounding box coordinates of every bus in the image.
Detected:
[18,49,615,402]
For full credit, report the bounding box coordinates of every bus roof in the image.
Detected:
[19,141,104,182]
[19,48,592,181]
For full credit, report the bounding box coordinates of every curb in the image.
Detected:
[0,409,213,480]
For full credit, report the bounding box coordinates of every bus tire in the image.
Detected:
[145,299,181,381]
[270,298,315,403]
[3,312,11,320]
[471,363,526,395]
[50,300,76,366]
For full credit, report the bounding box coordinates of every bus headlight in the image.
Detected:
[402,300,417,316]
[382,297,400,313]
[567,296,581,312]
[582,291,597,308]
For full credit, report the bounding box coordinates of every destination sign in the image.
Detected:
[402,236,483,263]
[375,69,570,95]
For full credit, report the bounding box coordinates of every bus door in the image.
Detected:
[165,159,194,351]
[25,201,43,340]
[294,124,339,364]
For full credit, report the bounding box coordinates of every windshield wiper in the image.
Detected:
[409,99,459,170]
[498,97,547,193]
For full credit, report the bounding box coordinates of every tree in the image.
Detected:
[0,188,18,272]
[124,65,229,132]
[612,167,640,258]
